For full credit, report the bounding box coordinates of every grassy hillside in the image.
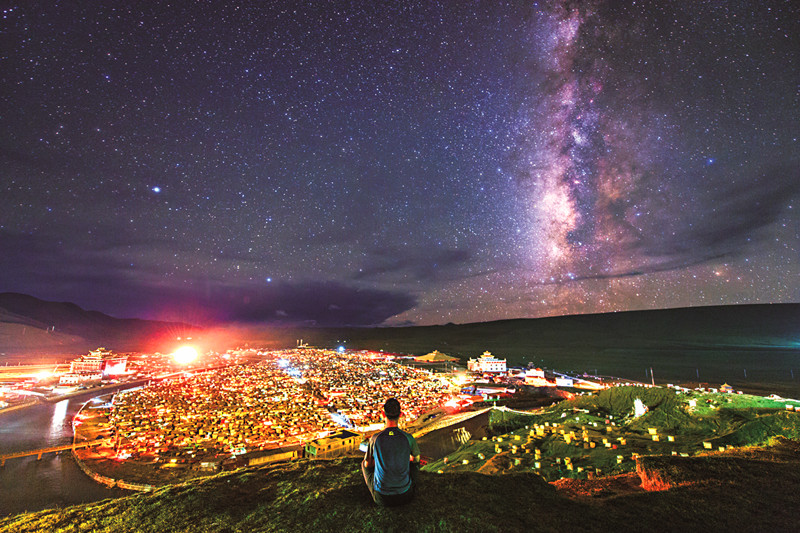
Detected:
[425,387,800,481]
[3,440,800,532]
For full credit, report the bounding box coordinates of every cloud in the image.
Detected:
[566,161,800,283]
[0,231,416,326]
[216,281,416,326]
[514,161,800,286]
[637,162,799,263]
[523,252,731,286]
[353,245,473,282]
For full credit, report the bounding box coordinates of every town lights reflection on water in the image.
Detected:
[49,399,68,439]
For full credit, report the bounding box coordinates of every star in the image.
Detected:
[0,0,795,326]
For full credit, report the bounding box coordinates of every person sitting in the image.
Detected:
[361,397,420,506]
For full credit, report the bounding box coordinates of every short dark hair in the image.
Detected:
[383,398,401,419]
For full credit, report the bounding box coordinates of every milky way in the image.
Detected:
[515,2,667,281]
[499,1,800,320]
[0,1,798,326]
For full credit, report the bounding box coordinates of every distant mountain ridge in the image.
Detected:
[289,302,800,393]
[0,292,200,357]
[299,302,800,355]
[2,292,799,391]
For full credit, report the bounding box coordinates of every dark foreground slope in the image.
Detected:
[3,441,799,533]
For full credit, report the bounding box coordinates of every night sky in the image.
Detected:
[1,1,798,327]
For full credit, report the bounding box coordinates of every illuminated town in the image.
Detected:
[1,342,617,482]
[105,348,452,465]
[3,340,799,504]
[2,334,800,533]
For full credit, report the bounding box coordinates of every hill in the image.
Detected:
[0,320,89,360]
[2,440,799,532]
[424,386,800,481]
[0,293,200,360]
[3,294,799,395]
[286,303,800,396]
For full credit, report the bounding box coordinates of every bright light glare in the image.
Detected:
[173,346,198,365]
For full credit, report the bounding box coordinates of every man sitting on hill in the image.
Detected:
[361,397,420,506]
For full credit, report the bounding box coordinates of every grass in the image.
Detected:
[3,439,800,532]
[5,387,800,532]
[424,387,800,481]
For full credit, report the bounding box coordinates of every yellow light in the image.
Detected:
[173,346,198,365]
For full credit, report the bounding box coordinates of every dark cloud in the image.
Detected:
[526,253,731,286]
[216,281,416,326]
[0,231,415,326]
[354,245,473,282]
[517,162,800,286]
[636,162,800,264]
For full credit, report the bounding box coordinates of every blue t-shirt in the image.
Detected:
[368,427,420,495]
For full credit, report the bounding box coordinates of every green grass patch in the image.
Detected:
[425,387,800,481]
[4,441,800,532]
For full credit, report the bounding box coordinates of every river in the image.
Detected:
[0,389,133,517]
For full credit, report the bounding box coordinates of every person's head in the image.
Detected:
[383,398,401,421]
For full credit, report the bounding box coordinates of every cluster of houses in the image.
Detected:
[462,350,603,390]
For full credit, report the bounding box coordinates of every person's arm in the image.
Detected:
[407,433,421,485]
[363,436,375,469]
[408,434,421,463]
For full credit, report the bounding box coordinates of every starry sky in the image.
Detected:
[1,1,798,327]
